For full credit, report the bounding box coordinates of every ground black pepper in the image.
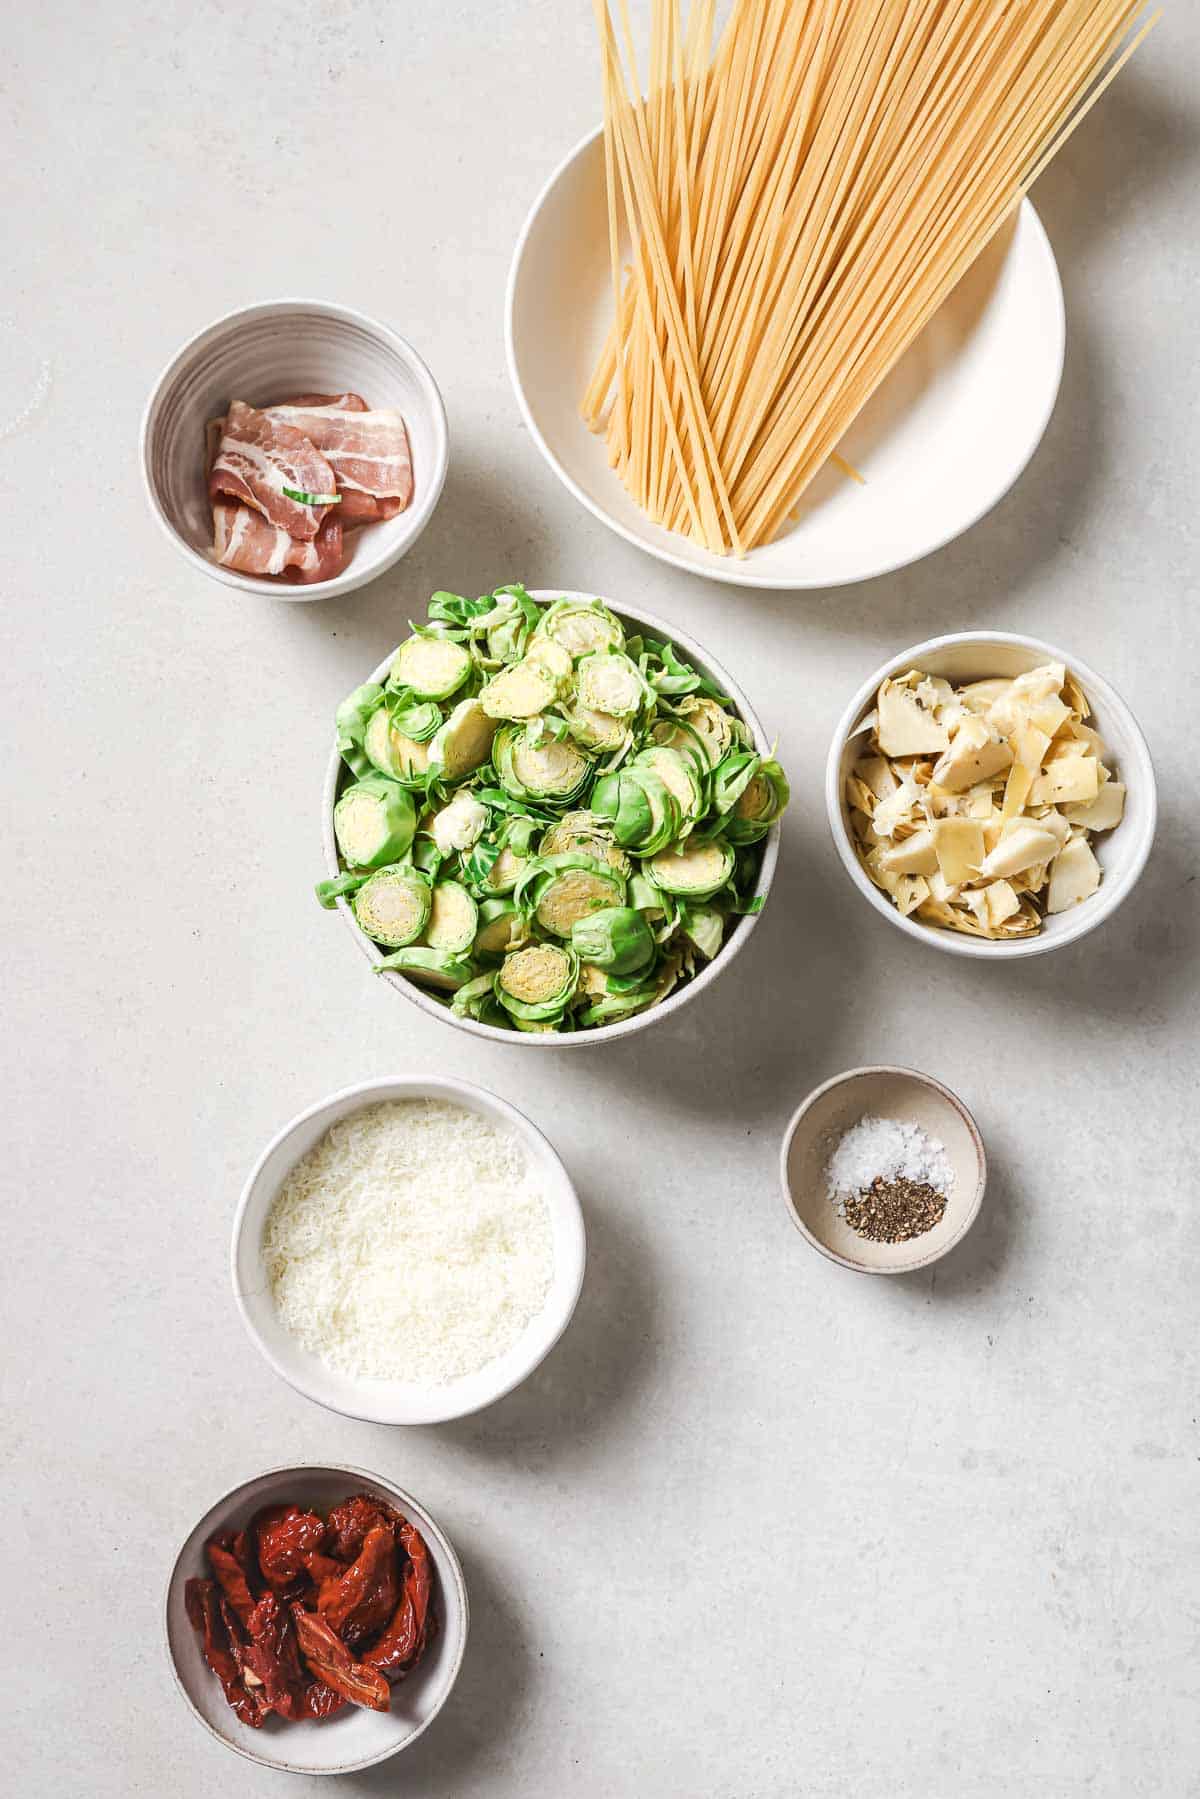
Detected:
[844,1175,947,1244]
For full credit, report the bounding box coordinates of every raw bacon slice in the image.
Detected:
[210,400,338,540]
[263,398,413,524]
[212,502,344,585]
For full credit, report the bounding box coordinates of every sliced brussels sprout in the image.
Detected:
[333,777,417,869]
[430,789,489,856]
[496,943,580,1022]
[423,879,479,954]
[315,870,371,909]
[390,633,472,700]
[538,809,631,875]
[474,896,524,956]
[493,724,592,805]
[575,961,610,999]
[725,758,791,845]
[570,905,655,976]
[524,636,574,686]
[335,683,386,778]
[647,715,709,778]
[576,983,658,1028]
[479,814,541,894]
[516,853,626,937]
[668,695,739,769]
[364,706,431,783]
[681,902,726,961]
[480,658,559,720]
[648,836,736,898]
[352,865,431,947]
[591,767,679,854]
[374,944,476,990]
[450,971,508,1027]
[534,597,625,659]
[575,651,651,719]
[632,745,704,824]
[559,701,628,752]
[427,698,498,784]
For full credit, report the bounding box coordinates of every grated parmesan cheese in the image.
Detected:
[263,1099,554,1385]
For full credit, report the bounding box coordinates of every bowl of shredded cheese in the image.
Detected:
[231,1077,586,1424]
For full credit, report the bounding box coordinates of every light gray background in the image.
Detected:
[5,4,1197,1795]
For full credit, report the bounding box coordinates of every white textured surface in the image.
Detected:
[4,5,1198,1797]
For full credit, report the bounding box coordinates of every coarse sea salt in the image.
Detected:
[825,1115,954,1214]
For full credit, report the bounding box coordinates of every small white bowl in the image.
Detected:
[231,1076,586,1423]
[165,1462,468,1775]
[826,631,1156,958]
[781,1067,986,1275]
[506,127,1064,590]
[322,590,781,1046]
[141,299,448,601]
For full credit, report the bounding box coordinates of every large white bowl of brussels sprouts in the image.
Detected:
[319,587,788,1044]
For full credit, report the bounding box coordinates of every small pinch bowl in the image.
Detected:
[231,1076,586,1424]
[825,631,1157,959]
[164,1463,468,1775]
[141,298,448,600]
[781,1067,986,1275]
[322,590,782,1046]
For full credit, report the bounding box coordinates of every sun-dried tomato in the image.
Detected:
[317,1525,399,1645]
[254,1504,329,1591]
[241,1593,307,1720]
[325,1493,404,1563]
[206,1539,256,1632]
[184,1578,268,1728]
[364,1520,434,1680]
[290,1605,390,1712]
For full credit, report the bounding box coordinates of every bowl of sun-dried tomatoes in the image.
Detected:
[165,1463,468,1773]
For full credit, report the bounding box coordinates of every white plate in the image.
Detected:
[164,1463,467,1774]
[506,128,1065,590]
[231,1076,586,1423]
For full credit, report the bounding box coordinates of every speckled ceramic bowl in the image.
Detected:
[781,1066,986,1274]
[164,1463,468,1775]
[140,299,448,600]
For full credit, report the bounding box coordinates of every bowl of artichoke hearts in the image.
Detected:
[319,586,788,1043]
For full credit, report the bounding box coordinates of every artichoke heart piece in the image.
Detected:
[428,699,498,784]
[1046,836,1102,914]
[390,633,472,701]
[1028,754,1100,807]
[423,880,479,954]
[876,676,950,757]
[352,865,431,947]
[879,827,938,876]
[1063,781,1125,831]
[334,778,417,870]
[931,818,985,886]
[977,823,1062,880]
[647,837,736,899]
[931,716,1013,792]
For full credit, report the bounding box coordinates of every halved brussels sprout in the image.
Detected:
[516,853,626,937]
[534,597,625,659]
[576,651,651,719]
[725,758,790,845]
[570,905,655,976]
[668,695,740,769]
[352,865,431,947]
[559,702,628,752]
[422,879,479,953]
[538,810,631,875]
[364,707,431,783]
[493,724,592,805]
[374,945,476,990]
[390,633,472,700]
[427,698,498,784]
[474,896,523,956]
[647,837,736,898]
[523,637,573,686]
[480,658,559,720]
[632,745,704,825]
[576,984,658,1027]
[495,943,580,1022]
[647,715,709,778]
[479,814,541,894]
[335,683,386,778]
[334,777,417,869]
[451,971,508,1027]
[591,767,679,853]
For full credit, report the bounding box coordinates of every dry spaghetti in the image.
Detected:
[582,0,1159,555]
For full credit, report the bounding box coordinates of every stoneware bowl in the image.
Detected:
[231,1076,586,1424]
[164,1462,468,1775]
[826,631,1156,959]
[781,1067,986,1275]
[506,127,1063,589]
[322,590,781,1046]
[141,299,448,600]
